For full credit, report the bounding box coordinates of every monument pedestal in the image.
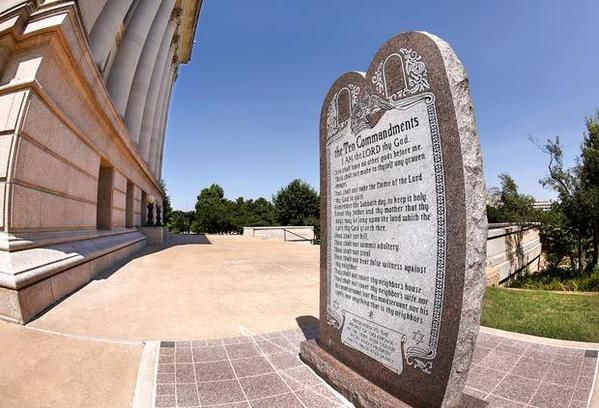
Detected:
[301,340,487,408]
[138,226,169,246]
[300,340,410,408]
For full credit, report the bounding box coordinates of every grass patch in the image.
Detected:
[509,266,599,291]
[482,287,599,342]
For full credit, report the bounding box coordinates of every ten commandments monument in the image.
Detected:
[301,32,487,407]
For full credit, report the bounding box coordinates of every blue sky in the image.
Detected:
[163,0,599,210]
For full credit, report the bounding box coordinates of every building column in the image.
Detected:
[88,0,135,68]
[149,63,176,174]
[124,1,176,143]
[154,79,175,178]
[105,0,161,116]
[138,28,177,160]
[77,0,110,33]
[154,66,178,177]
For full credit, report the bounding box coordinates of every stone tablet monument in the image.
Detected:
[300,32,487,407]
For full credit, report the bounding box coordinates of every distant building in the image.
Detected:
[533,199,554,211]
[486,188,501,206]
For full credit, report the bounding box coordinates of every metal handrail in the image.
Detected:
[282,228,314,244]
[249,226,314,244]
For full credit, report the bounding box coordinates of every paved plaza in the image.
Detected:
[154,327,598,408]
[29,235,320,341]
[0,236,597,407]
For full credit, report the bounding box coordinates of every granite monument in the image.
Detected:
[300,31,487,408]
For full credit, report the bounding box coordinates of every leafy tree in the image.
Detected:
[250,198,278,226]
[187,181,319,236]
[230,197,278,231]
[578,112,599,268]
[191,184,277,234]
[486,205,503,224]
[168,210,195,234]
[498,174,537,222]
[273,179,319,230]
[537,205,577,269]
[223,197,278,234]
[539,110,599,273]
[194,184,234,234]
[486,174,537,223]
[228,197,248,234]
[486,186,502,223]
[539,138,587,272]
[159,180,173,225]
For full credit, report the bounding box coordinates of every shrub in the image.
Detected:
[509,267,599,291]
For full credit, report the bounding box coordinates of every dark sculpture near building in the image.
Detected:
[147,203,155,226]
[156,205,162,226]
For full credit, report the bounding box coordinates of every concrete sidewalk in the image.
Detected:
[29,235,320,341]
[0,321,142,408]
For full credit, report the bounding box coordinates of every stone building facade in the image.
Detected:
[0,0,202,323]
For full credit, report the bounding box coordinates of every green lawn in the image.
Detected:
[482,287,599,342]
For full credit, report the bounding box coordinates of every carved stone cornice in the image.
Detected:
[170,7,182,23]
[170,33,180,66]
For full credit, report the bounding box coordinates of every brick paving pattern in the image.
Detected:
[155,325,349,407]
[155,328,598,408]
[465,332,597,408]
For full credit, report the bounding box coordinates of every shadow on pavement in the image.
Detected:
[164,233,212,245]
[296,315,320,340]
[94,233,211,281]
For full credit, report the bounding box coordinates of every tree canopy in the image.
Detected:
[194,184,235,234]
[159,179,172,225]
[272,179,320,240]
[190,184,279,234]
[166,180,319,237]
[538,110,599,273]
[486,174,537,224]
[168,210,195,234]
[273,179,320,226]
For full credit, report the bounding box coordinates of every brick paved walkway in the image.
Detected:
[154,327,598,408]
[154,324,349,407]
[465,331,597,408]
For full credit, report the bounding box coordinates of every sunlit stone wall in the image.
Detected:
[486,224,544,286]
[0,0,202,323]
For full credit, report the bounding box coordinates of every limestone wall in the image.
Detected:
[486,224,544,286]
[243,226,315,244]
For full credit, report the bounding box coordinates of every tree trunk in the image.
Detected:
[577,234,584,274]
[592,230,599,273]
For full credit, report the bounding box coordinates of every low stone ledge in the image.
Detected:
[0,231,146,323]
[138,226,168,246]
[0,227,139,252]
[0,230,146,289]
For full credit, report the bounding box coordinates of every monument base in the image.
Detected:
[300,340,487,408]
[138,226,169,246]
